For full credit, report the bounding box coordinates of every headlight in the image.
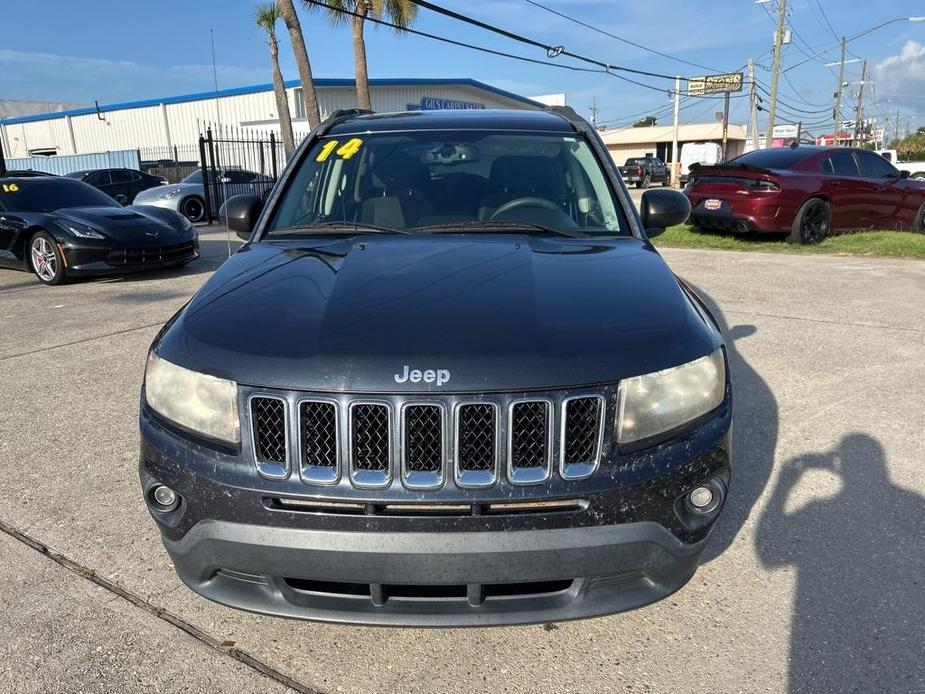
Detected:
[144,352,240,444]
[179,215,194,232]
[60,221,105,239]
[158,189,182,200]
[616,348,725,444]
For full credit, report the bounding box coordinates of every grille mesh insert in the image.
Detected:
[510,401,549,469]
[457,404,496,471]
[563,397,602,466]
[300,401,337,468]
[251,397,287,463]
[351,404,390,471]
[404,405,443,472]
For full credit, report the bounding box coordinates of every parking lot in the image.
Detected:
[1,224,923,693]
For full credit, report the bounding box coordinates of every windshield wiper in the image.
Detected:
[270,221,411,235]
[415,221,589,239]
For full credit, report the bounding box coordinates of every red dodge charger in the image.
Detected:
[683,146,925,244]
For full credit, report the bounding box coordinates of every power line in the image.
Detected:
[406,0,691,83]
[522,0,723,73]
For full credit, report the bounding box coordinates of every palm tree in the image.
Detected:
[255,2,296,158]
[306,0,417,111]
[277,0,321,128]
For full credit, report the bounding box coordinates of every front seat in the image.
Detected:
[478,155,567,220]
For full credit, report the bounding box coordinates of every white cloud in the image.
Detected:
[873,41,925,108]
[0,49,270,104]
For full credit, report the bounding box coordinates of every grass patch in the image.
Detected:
[654,225,925,260]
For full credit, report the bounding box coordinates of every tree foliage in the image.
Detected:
[633,116,657,127]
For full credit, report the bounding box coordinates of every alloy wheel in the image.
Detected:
[801,202,829,244]
[30,236,58,282]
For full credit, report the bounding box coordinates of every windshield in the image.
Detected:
[181,170,203,184]
[1,178,120,212]
[265,130,629,237]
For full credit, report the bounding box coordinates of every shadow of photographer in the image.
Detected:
[756,433,925,693]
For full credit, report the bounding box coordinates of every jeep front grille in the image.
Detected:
[245,389,609,489]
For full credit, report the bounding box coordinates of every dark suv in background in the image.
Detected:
[139,107,732,626]
[66,168,167,204]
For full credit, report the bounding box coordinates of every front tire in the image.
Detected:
[910,172,925,181]
[180,196,205,223]
[29,231,68,285]
[789,198,831,245]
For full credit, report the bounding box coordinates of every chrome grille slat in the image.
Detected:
[402,403,445,490]
[249,395,289,479]
[508,400,552,485]
[560,396,604,480]
[349,402,392,488]
[299,400,339,485]
[455,403,499,488]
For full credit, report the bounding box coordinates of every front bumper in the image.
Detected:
[61,236,199,275]
[139,389,732,626]
[161,518,708,627]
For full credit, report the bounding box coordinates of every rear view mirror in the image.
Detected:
[640,189,690,238]
[219,194,263,240]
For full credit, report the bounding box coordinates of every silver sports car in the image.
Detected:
[133,169,273,222]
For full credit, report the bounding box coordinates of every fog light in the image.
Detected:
[689,486,714,509]
[685,482,723,515]
[151,484,179,511]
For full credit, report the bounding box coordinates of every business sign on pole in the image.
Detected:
[687,72,744,96]
[772,124,799,139]
[419,96,486,111]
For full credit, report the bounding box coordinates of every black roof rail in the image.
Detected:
[316,108,375,136]
[544,104,592,133]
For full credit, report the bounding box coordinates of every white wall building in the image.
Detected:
[0,78,547,160]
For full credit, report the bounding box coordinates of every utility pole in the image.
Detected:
[589,97,598,128]
[721,91,731,162]
[748,58,759,150]
[765,0,787,148]
[833,36,846,146]
[671,76,680,186]
[853,59,867,146]
[895,109,901,143]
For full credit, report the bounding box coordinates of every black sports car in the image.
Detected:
[0,176,199,285]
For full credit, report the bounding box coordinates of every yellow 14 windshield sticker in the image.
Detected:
[1,183,20,193]
[315,138,364,163]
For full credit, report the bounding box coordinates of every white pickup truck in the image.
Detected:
[877,150,925,180]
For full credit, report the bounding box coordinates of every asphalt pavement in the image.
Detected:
[0,224,922,693]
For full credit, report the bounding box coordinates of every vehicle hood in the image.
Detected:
[155,235,721,393]
[55,206,188,241]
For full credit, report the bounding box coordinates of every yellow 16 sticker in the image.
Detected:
[315,138,364,162]
[1,183,20,193]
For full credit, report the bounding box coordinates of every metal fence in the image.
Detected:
[198,127,288,222]
[139,144,201,183]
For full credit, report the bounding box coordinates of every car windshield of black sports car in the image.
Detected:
[1,178,121,212]
[265,131,630,236]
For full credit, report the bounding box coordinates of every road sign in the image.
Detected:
[687,73,744,96]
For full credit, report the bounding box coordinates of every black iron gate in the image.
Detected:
[198,127,286,222]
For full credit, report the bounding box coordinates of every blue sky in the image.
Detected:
[2,0,923,135]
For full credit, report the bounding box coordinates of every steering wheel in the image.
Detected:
[489,196,561,220]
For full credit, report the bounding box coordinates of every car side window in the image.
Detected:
[86,171,112,186]
[827,152,859,176]
[856,152,898,178]
[110,170,133,184]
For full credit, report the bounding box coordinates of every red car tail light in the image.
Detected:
[637,166,644,176]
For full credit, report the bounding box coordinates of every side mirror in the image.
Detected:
[219,194,263,240]
[640,189,690,238]
[899,170,911,180]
